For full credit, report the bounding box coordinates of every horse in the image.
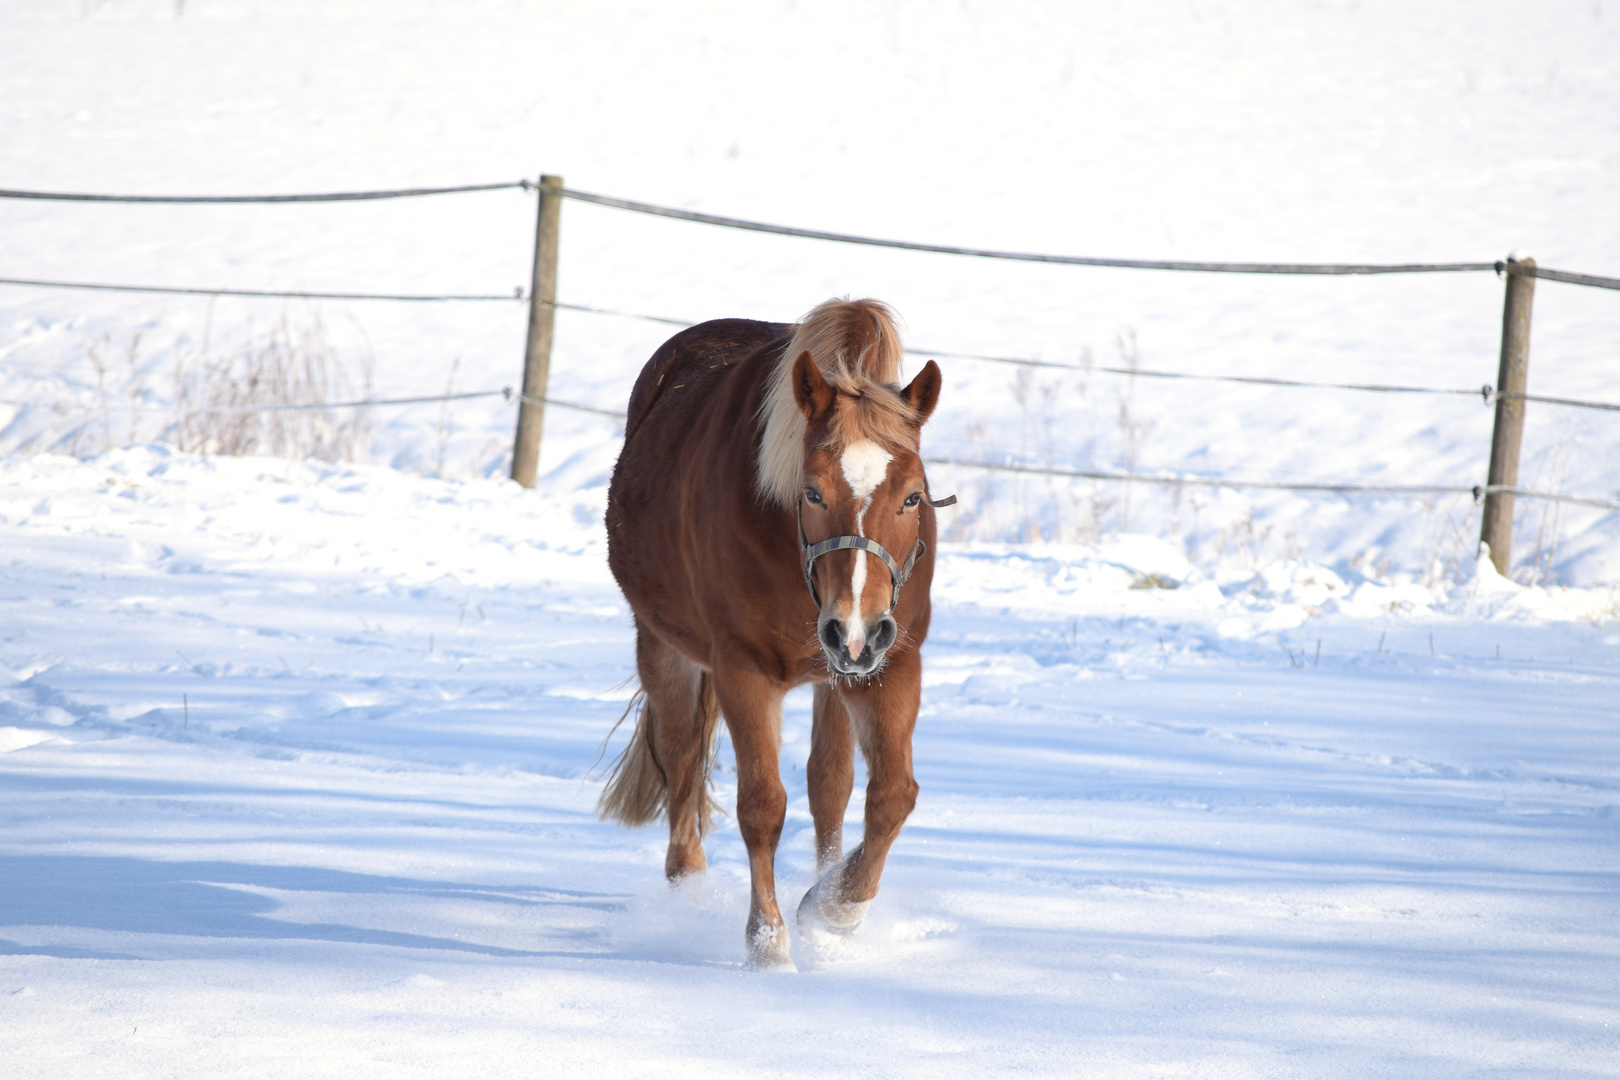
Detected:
[599,297,948,968]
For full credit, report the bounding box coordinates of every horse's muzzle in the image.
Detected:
[818,613,898,676]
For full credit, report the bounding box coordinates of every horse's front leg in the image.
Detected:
[798,649,920,935]
[712,665,793,969]
[806,682,855,874]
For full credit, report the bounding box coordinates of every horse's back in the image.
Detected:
[609,317,794,652]
[623,319,789,444]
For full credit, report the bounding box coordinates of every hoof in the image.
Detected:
[664,845,707,881]
[744,921,795,971]
[796,870,870,938]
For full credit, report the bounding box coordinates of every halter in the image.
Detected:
[798,492,957,613]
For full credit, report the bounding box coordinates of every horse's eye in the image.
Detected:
[903,492,922,508]
[805,488,825,507]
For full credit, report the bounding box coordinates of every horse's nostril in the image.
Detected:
[819,617,844,654]
[871,616,897,653]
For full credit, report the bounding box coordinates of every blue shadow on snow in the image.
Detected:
[0,854,625,960]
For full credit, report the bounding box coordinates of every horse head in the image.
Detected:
[790,349,942,677]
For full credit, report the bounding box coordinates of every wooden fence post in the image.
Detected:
[510,174,563,488]
[1480,256,1536,576]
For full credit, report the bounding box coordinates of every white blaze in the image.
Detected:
[839,441,892,655]
[840,440,892,500]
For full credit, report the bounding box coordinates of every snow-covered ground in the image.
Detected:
[2,450,1617,1076]
[2,1,1618,1075]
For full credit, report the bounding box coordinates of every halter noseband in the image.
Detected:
[797,493,957,613]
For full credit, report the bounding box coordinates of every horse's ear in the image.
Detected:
[791,350,835,422]
[902,360,942,425]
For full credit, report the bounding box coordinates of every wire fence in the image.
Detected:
[558,185,1620,291]
[3,178,1619,513]
[0,181,528,204]
[6,178,1618,289]
[7,273,1618,413]
[24,377,1615,509]
[0,274,526,303]
[919,458,1620,513]
[0,386,629,420]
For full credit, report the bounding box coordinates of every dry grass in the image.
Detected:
[24,311,376,463]
[170,311,374,462]
[1416,493,1480,589]
[1111,329,1155,533]
[1517,428,1576,586]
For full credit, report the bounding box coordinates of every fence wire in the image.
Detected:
[920,457,1620,513]
[552,306,1620,412]
[908,349,1497,400]
[561,186,1620,291]
[1510,391,1620,413]
[559,188,1499,277]
[546,300,694,326]
[1513,264,1620,291]
[0,275,524,303]
[0,181,527,204]
[2,387,619,420]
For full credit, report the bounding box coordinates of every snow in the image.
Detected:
[2,1,1618,1075]
[3,448,1616,1076]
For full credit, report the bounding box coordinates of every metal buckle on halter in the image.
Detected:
[796,493,955,612]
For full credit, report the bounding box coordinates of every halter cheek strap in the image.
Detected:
[797,493,956,612]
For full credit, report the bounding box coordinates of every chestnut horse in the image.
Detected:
[600,298,947,968]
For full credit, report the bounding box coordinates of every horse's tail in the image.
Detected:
[596,691,665,826]
[596,674,724,835]
[693,673,724,836]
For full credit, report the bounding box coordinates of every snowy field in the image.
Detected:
[2,1,1619,1076]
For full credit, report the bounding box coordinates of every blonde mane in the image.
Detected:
[755,298,912,507]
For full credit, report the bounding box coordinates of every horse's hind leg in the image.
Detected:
[636,626,716,881]
[807,683,855,874]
